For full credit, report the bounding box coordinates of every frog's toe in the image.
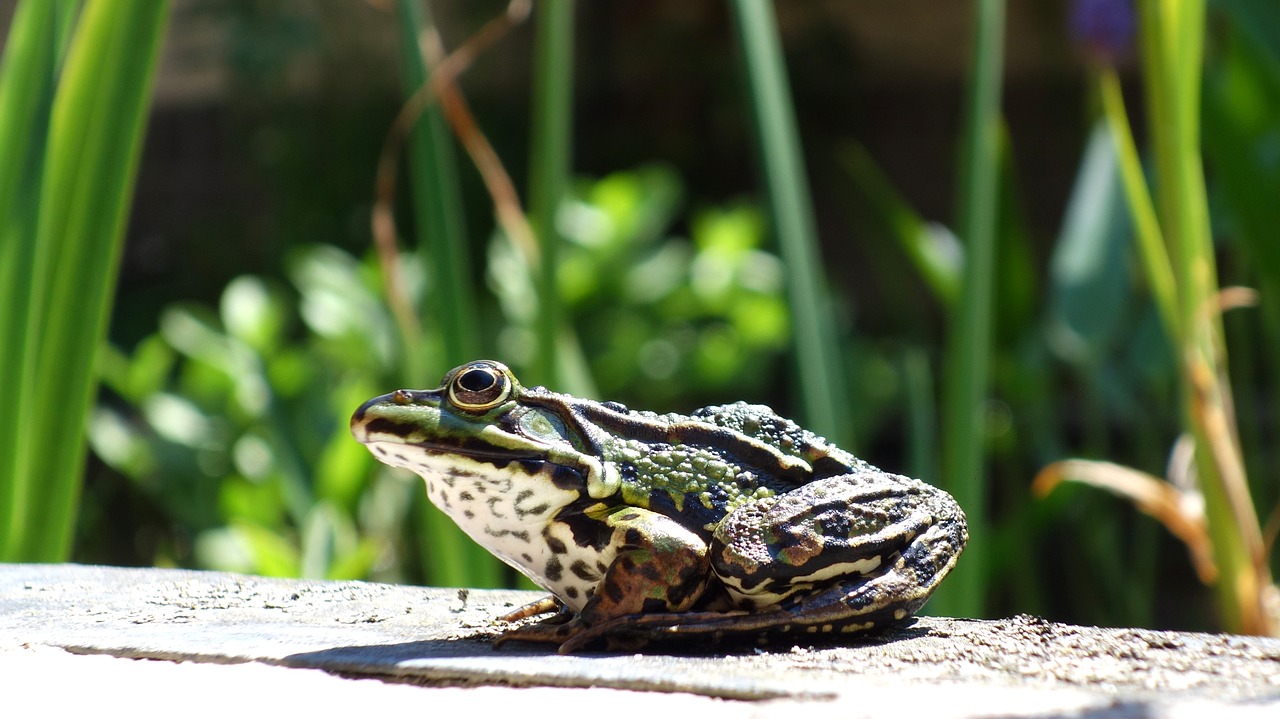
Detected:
[495,614,666,653]
[497,594,566,623]
[555,621,639,654]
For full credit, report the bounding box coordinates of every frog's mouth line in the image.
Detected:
[363,438,596,503]
[354,415,573,472]
[353,416,524,457]
[360,433,544,466]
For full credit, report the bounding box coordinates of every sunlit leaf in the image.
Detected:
[221,276,286,354]
[195,524,299,578]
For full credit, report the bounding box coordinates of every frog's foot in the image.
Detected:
[493,615,630,653]
[491,606,716,652]
[555,609,758,652]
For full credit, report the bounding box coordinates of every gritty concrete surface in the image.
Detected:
[3,564,1280,718]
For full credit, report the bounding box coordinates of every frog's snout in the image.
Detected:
[350,389,436,441]
[349,394,388,440]
[349,403,369,440]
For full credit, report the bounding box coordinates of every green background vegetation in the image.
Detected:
[2,0,1278,636]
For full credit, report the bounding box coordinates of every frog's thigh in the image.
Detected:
[626,517,961,640]
[773,516,965,630]
[578,507,712,623]
[710,471,960,607]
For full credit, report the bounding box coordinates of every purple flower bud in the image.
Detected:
[1070,0,1137,63]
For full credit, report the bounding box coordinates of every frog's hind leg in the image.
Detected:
[581,509,968,646]
[776,514,969,634]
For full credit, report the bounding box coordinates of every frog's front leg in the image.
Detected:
[495,506,714,653]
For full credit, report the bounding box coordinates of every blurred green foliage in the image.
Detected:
[91,247,397,578]
[504,165,790,406]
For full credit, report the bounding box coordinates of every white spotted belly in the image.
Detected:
[365,441,611,611]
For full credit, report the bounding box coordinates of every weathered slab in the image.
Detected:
[3,564,1279,716]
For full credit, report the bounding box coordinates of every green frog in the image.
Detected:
[351,360,966,653]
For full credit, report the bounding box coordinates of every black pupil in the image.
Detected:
[458,368,496,393]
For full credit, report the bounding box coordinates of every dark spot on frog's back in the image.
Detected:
[620,462,638,484]
[816,507,852,537]
[703,481,730,507]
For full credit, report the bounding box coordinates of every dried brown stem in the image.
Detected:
[370,0,533,353]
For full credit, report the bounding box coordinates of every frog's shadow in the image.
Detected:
[636,618,935,657]
[283,618,934,673]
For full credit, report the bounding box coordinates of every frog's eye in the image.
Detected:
[448,362,512,411]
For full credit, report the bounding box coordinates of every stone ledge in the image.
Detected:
[3,564,1279,717]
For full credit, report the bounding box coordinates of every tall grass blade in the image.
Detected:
[527,0,575,389]
[395,0,478,376]
[1098,69,1178,339]
[934,0,1006,618]
[393,0,505,588]
[0,0,69,559]
[728,0,850,445]
[4,0,170,560]
[1137,0,1272,634]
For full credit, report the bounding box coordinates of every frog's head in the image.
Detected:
[350,360,621,500]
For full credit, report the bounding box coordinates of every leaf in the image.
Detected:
[1034,458,1216,583]
[2,0,171,560]
[1046,121,1133,365]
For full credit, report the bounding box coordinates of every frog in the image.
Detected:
[350,359,967,653]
